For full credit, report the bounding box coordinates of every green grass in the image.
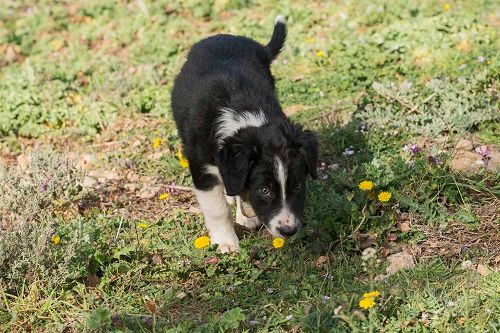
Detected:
[0,0,499,332]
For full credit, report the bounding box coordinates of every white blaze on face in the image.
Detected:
[267,157,297,236]
[275,157,287,205]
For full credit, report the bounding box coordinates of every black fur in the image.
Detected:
[171,17,318,235]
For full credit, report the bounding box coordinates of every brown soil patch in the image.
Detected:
[416,200,500,267]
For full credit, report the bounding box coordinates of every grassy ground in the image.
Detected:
[0,0,499,332]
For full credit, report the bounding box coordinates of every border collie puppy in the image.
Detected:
[171,15,318,253]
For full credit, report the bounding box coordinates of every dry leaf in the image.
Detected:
[398,222,411,233]
[386,233,398,241]
[151,254,162,265]
[144,300,158,314]
[380,247,390,257]
[476,263,490,276]
[206,257,220,265]
[316,255,329,268]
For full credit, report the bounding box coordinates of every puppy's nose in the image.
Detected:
[282,215,295,227]
[278,225,298,236]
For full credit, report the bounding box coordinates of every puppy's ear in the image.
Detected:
[295,129,319,179]
[216,136,257,196]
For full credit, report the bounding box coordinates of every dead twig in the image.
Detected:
[304,106,350,123]
[168,185,192,191]
[375,90,419,113]
[409,92,436,114]
[83,141,123,149]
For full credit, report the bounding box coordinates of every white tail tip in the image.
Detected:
[275,15,286,25]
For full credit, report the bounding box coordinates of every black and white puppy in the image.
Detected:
[171,16,318,253]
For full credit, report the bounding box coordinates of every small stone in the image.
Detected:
[455,139,473,150]
[385,251,415,276]
[83,176,99,188]
[124,183,141,191]
[138,185,161,199]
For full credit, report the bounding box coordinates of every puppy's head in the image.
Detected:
[217,121,318,237]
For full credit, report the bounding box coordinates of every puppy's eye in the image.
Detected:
[259,186,271,196]
[294,183,302,191]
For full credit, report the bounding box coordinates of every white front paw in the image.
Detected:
[210,232,239,253]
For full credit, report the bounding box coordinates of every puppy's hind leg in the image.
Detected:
[235,196,262,230]
[194,184,239,253]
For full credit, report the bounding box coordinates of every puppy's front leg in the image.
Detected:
[194,183,239,253]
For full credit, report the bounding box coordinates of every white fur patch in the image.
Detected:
[203,164,222,182]
[275,15,286,25]
[274,157,287,205]
[215,108,267,147]
[194,184,239,253]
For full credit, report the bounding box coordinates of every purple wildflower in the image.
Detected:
[475,145,491,165]
[403,143,421,156]
[40,177,51,192]
[167,182,181,195]
[428,156,443,166]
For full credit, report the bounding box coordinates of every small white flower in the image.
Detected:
[477,56,486,63]
[461,260,473,269]
[266,287,273,294]
[343,147,354,157]
[322,295,331,302]
[333,305,342,316]
[362,247,377,259]
[447,301,455,307]
[286,315,293,321]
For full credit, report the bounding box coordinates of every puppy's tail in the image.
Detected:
[266,15,287,60]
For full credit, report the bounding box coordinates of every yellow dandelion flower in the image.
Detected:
[194,236,210,249]
[306,37,314,44]
[138,223,148,229]
[51,39,64,52]
[378,191,392,202]
[359,296,376,309]
[52,235,61,245]
[176,148,189,168]
[179,158,189,168]
[358,180,374,191]
[443,3,451,11]
[272,237,285,249]
[159,193,170,200]
[363,291,380,299]
[83,16,93,24]
[316,50,325,58]
[153,137,161,148]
